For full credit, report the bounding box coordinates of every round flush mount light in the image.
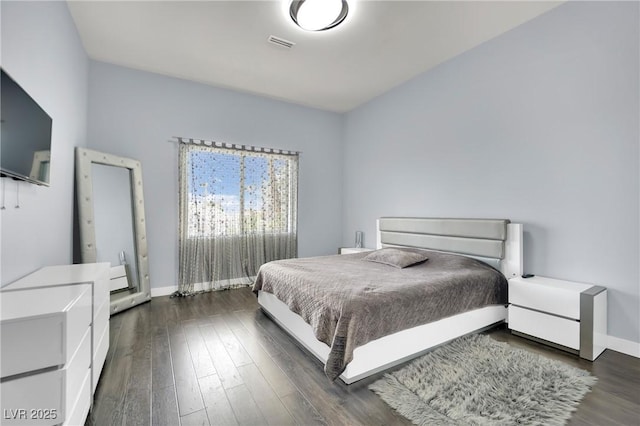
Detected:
[290,0,349,32]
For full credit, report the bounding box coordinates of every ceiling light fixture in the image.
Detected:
[289,0,349,32]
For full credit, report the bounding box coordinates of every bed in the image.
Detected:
[254,217,523,384]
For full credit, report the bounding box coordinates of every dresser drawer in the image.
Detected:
[509,305,580,350]
[65,327,91,415]
[94,295,110,341]
[0,327,90,426]
[93,317,110,390]
[508,276,592,320]
[0,263,110,426]
[0,285,92,378]
[0,370,63,426]
[94,270,110,311]
[64,371,91,426]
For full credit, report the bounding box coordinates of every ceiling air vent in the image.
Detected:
[268,35,295,49]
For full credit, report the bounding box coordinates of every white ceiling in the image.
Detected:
[67,1,562,112]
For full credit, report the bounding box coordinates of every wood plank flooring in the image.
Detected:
[88,287,640,426]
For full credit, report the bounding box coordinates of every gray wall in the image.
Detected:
[86,61,343,290]
[1,1,89,285]
[343,2,639,343]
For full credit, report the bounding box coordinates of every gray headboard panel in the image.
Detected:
[378,217,510,259]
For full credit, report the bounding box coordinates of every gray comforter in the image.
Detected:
[252,249,507,380]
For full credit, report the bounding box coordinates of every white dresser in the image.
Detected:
[1,263,110,425]
[508,275,607,361]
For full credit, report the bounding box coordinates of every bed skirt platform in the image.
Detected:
[258,290,507,384]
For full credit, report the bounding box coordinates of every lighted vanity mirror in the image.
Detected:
[75,148,151,315]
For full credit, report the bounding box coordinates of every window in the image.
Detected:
[177,142,298,294]
[185,149,296,237]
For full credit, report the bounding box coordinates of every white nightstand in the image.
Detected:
[508,275,607,361]
[339,247,374,255]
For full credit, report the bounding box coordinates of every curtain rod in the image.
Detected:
[169,137,301,156]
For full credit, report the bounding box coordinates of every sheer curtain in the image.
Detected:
[176,142,298,296]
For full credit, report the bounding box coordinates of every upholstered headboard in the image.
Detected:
[376,217,522,278]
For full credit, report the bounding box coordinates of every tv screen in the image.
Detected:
[1,68,53,186]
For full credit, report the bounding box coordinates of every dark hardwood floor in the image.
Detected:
[88,287,640,426]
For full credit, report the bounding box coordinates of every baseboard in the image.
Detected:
[607,335,640,358]
[151,285,177,297]
[150,278,255,298]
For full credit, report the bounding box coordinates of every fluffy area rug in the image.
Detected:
[369,334,597,426]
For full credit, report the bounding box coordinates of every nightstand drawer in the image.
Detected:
[508,276,592,319]
[339,247,373,254]
[509,305,580,350]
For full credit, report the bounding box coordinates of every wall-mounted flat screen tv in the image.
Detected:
[1,68,53,186]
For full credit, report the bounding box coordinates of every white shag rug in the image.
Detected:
[369,334,597,426]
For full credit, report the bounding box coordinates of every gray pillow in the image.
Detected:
[362,248,428,269]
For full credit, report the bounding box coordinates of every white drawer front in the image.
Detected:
[509,306,580,350]
[95,277,110,312]
[339,247,373,254]
[94,296,110,339]
[0,324,91,426]
[65,327,91,418]
[1,315,64,378]
[64,371,91,426]
[93,319,110,390]
[1,370,64,426]
[65,287,93,369]
[509,280,581,319]
[110,265,127,279]
[109,276,129,292]
[1,285,91,378]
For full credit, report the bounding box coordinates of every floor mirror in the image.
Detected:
[75,147,151,314]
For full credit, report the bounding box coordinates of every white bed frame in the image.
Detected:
[258,218,523,384]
